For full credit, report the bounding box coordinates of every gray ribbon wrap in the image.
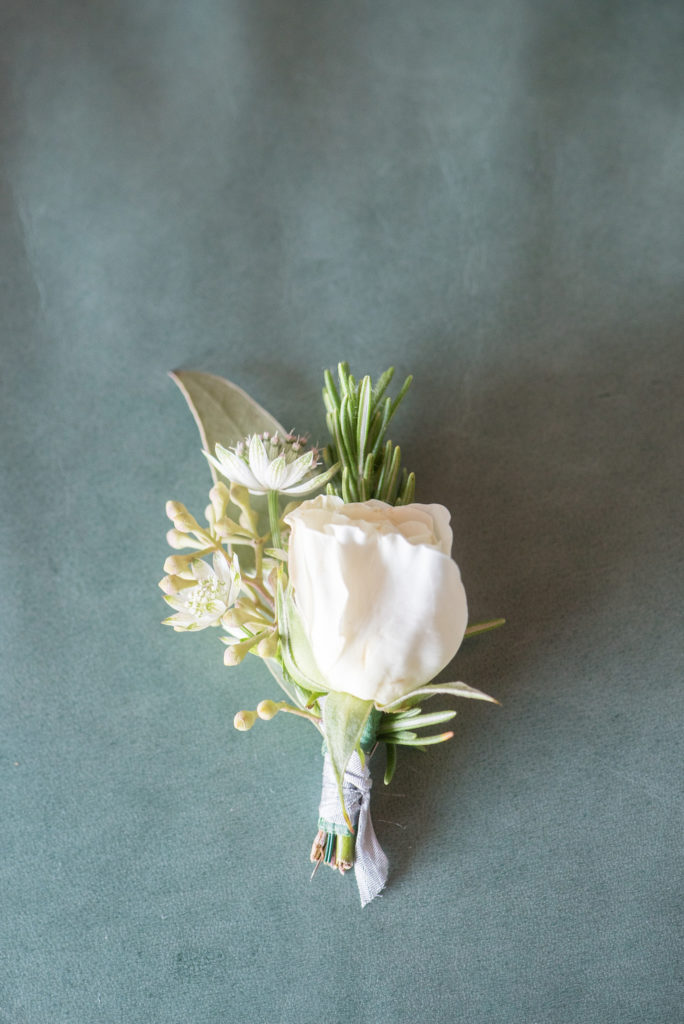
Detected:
[318,750,389,907]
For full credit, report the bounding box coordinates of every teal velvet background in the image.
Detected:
[1,1,682,1021]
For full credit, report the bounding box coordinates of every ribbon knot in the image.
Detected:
[318,751,389,907]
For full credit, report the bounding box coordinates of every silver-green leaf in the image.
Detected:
[378,681,499,712]
[170,370,285,482]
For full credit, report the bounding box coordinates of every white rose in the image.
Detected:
[283,496,468,706]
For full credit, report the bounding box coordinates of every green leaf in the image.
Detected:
[464,618,506,638]
[378,681,499,712]
[390,374,413,417]
[383,741,397,785]
[322,691,374,831]
[387,707,422,721]
[377,730,418,742]
[170,370,285,483]
[383,730,453,747]
[356,375,372,471]
[379,709,457,733]
[371,366,395,415]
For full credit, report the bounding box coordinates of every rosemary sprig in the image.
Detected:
[323,362,415,505]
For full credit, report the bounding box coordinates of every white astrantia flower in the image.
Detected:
[162,551,241,631]
[284,496,468,706]
[203,432,338,496]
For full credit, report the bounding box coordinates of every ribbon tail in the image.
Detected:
[354,786,389,908]
[316,748,389,907]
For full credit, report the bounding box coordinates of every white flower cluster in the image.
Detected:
[162,552,241,631]
[160,432,333,654]
[204,431,336,496]
[159,483,277,658]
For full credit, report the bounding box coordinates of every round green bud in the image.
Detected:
[233,710,257,731]
[224,645,246,666]
[257,700,280,721]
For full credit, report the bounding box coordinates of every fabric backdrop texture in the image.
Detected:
[1,1,682,1022]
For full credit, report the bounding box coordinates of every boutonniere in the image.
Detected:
[160,364,503,905]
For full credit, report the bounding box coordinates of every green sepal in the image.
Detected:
[275,574,328,696]
[322,691,374,832]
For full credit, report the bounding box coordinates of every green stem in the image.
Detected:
[278,704,321,726]
[267,490,282,550]
[336,833,355,869]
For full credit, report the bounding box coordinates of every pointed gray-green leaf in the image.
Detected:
[378,681,498,712]
[322,691,374,831]
[464,618,506,638]
[170,370,285,483]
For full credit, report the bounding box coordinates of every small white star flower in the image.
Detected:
[203,432,338,496]
[162,551,241,631]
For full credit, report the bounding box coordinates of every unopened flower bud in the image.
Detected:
[224,645,245,666]
[256,635,278,659]
[173,512,201,533]
[230,484,259,532]
[229,483,249,507]
[209,482,231,519]
[257,700,280,720]
[164,554,192,574]
[223,633,263,666]
[221,607,251,629]
[214,517,243,539]
[158,574,193,595]
[233,710,257,731]
[165,500,187,520]
[166,528,189,549]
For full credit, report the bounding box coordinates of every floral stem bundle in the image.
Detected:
[161,364,503,906]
